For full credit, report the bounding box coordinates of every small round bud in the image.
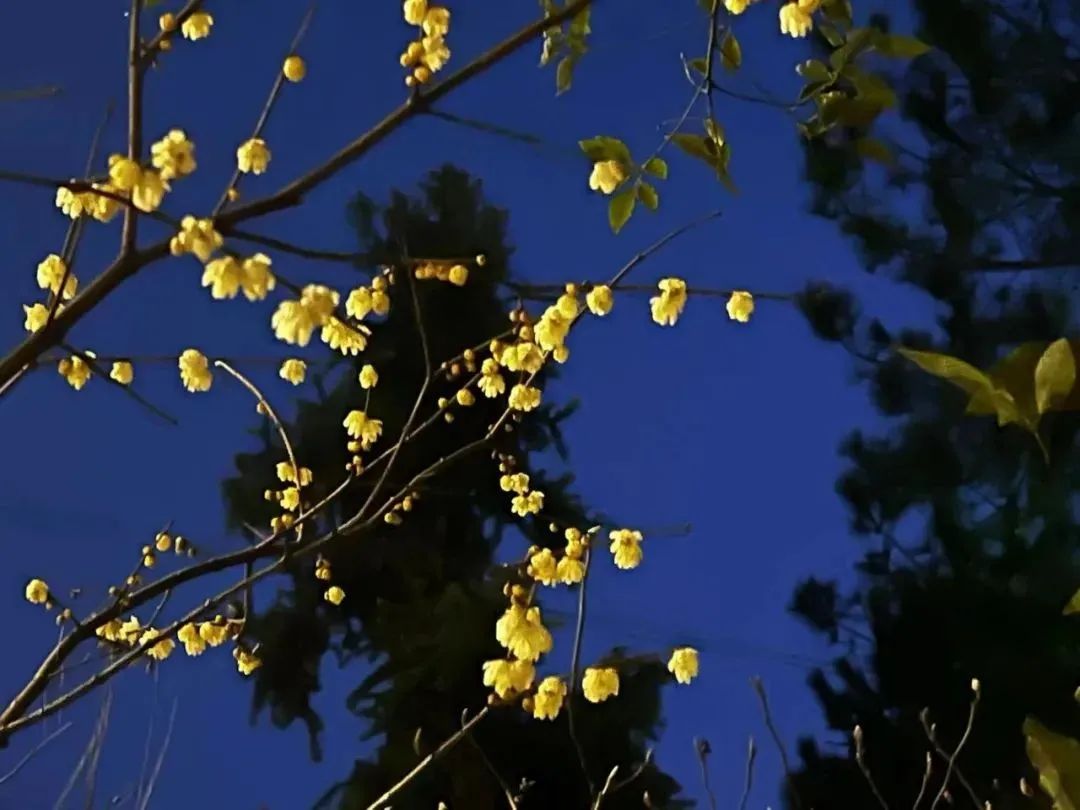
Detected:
[475,254,487,267]
[159,13,177,32]
[226,187,240,202]
[283,55,307,82]
[158,37,172,52]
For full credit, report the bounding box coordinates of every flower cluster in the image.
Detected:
[400,0,452,86]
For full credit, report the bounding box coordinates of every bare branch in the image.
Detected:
[750,677,801,810]
[0,720,72,786]
[121,0,144,255]
[738,736,757,810]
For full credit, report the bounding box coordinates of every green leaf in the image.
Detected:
[689,56,708,75]
[854,137,894,166]
[608,188,636,233]
[830,26,879,71]
[578,136,632,164]
[643,156,668,179]
[818,21,846,48]
[822,0,854,26]
[797,59,832,83]
[556,57,575,95]
[672,133,714,162]
[1035,338,1076,414]
[1025,717,1080,810]
[1065,589,1080,615]
[799,80,832,104]
[876,33,931,58]
[637,181,659,211]
[720,31,742,71]
[843,65,898,109]
[705,118,726,147]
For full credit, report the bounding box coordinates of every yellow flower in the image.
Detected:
[527,548,558,586]
[423,6,451,36]
[532,676,567,720]
[23,303,49,333]
[119,616,143,644]
[108,155,141,191]
[500,472,530,495]
[535,306,571,352]
[372,288,391,316]
[726,290,754,323]
[280,487,301,511]
[233,647,262,675]
[283,55,307,82]
[237,138,271,174]
[343,410,383,447]
[496,604,552,662]
[609,529,644,570]
[586,285,613,316]
[201,256,243,299]
[508,383,541,412]
[140,629,175,661]
[346,286,373,320]
[512,491,545,517]
[276,462,313,486]
[272,301,315,347]
[725,0,756,12]
[479,358,505,398]
[315,559,332,580]
[500,342,544,374]
[667,647,700,684]
[556,555,585,585]
[170,216,222,262]
[553,345,570,364]
[150,129,196,181]
[483,658,535,699]
[302,284,339,323]
[178,623,207,656]
[159,12,177,32]
[650,278,687,326]
[37,254,77,300]
[96,619,124,642]
[280,359,306,385]
[181,11,214,40]
[90,183,121,222]
[448,264,469,286]
[199,621,230,647]
[132,169,166,213]
[58,356,91,390]
[110,361,134,385]
[556,291,579,319]
[403,0,428,25]
[455,388,475,407]
[582,667,620,703]
[324,586,346,605]
[588,160,626,195]
[178,348,212,392]
[779,2,814,37]
[322,317,369,356]
[359,364,379,389]
[421,36,450,71]
[24,579,49,605]
[241,253,276,301]
[55,187,95,219]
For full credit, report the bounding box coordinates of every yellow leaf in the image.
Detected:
[1025,717,1080,810]
[1035,338,1076,414]
[898,347,1021,427]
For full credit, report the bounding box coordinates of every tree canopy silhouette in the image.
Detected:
[222,166,685,809]
[790,0,1080,806]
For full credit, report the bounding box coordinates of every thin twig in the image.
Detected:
[930,688,981,810]
[567,547,594,798]
[738,736,757,810]
[53,690,111,810]
[0,721,72,785]
[213,0,318,216]
[136,699,177,810]
[363,706,490,810]
[853,725,890,810]
[919,710,982,809]
[912,751,933,810]
[60,344,178,425]
[750,677,801,810]
[461,708,519,809]
[0,85,62,103]
[592,766,620,810]
[694,737,718,810]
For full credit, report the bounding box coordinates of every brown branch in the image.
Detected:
[121,0,144,255]
[750,677,801,810]
[141,0,205,62]
[220,225,366,263]
[213,0,318,216]
[219,0,594,226]
[60,344,179,425]
[363,707,491,810]
[738,736,757,810]
[461,709,519,809]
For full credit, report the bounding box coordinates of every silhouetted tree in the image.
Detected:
[790,1,1080,807]
[222,166,685,809]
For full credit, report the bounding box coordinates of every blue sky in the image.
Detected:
[0,1,930,807]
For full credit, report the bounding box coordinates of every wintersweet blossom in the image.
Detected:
[280,359,306,385]
[181,12,214,40]
[202,256,243,299]
[236,138,271,174]
[779,2,814,37]
[527,548,559,586]
[609,529,644,570]
[23,304,48,333]
[359,364,379,389]
[726,290,755,323]
[482,658,535,699]
[589,160,626,194]
[178,349,212,392]
[58,356,91,390]
[667,647,700,684]
[325,586,346,605]
[241,254,276,301]
[178,623,206,656]
[233,648,262,675]
[170,216,222,262]
[650,278,688,326]
[582,667,620,703]
[151,129,196,181]
[586,285,613,316]
[508,384,542,412]
[110,361,134,385]
[37,254,76,300]
[24,579,48,605]
[478,358,505,398]
[532,676,567,720]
